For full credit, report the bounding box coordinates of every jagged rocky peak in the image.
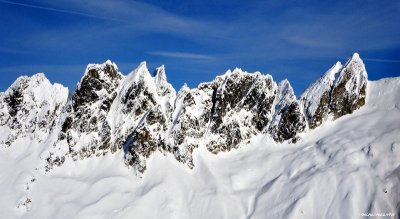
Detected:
[53,60,124,167]
[154,65,167,88]
[153,65,176,96]
[168,67,279,160]
[115,62,174,173]
[269,80,306,143]
[301,53,368,129]
[153,65,177,116]
[72,60,123,111]
[207,68,278,153]
[166,81,216,168]
[301,61,342,129]
[0,73,68,147]
[330,53,367,118]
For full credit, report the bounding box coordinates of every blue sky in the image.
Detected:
[1,0,399,95]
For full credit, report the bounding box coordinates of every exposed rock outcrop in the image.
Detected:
[270,80,306,143]
[301,62,342,129]
[48,61,123,168]
[330,53,367,118]
[301,53,367,129]
[206,69,277,153]
[117,62,171,172]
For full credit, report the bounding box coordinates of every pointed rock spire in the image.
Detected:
[330,53,367,118]
[73,60,123,111]
[270,80,306,142]
[301,61,343,129]
[154,65,166,86]
[301,53,368,129]
[55,60,124,166]
[152,64,176,98]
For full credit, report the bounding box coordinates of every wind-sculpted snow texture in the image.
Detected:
[1,53,368,174]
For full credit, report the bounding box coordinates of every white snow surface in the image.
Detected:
[0,76,399,218]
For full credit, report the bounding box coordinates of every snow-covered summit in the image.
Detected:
[124,61,151,83]
[301,53,367,129]
[269,80,306,142]
[47,60,125,168]
[330,53,367,118]
[153,65,176,116]
[300,61,342,128]
[154,65,166,86]
[0,73,68,147]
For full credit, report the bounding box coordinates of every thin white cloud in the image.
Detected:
[0,0,119,21]
[148,51,214,60]
[2,0,400,63]
[363,58,400,63]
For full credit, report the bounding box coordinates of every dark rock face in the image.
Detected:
[301,54,367,129]
[307,91,331,129]
[120,81,168,173]
[207,71,277,153]
[166,83,215,168]
[6,88,24,117]
[300,62,342,129]
[124,107,166,173]
[115,63,173,173]
[56,61,123,163]
[121,80,156,115]
[330,54,367,118]
[165,70,278,162]
[72,62,121,113]
[270,80,306,143]
[210,73,254,130]
[273,103,306,143]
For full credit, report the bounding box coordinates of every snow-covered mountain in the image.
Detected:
[0,53,399,218]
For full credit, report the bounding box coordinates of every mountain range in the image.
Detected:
[0,53,367,173]
[1,53,398,218]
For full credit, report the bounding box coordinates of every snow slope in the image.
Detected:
[0,77,398,218]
